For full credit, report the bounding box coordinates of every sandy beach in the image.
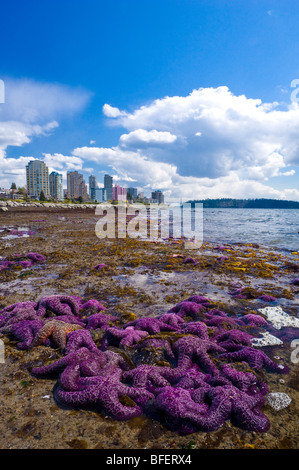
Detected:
[0,206,298,450]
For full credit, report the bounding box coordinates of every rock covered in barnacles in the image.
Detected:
[266,392,292,411]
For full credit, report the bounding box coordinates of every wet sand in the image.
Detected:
[0,206,298,449]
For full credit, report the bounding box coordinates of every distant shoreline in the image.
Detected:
[187,198,299,209]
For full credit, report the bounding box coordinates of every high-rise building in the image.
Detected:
[26,160,50,198]
[49,171,64,201]
[94,188,107,202]
[151,190,164,204]
[89,175,98,201]
[104,174,113,201]
[67,171,89,200]
[113,185,127,201]
[127,187,138,200]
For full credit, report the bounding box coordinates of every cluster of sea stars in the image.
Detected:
[0,252,46,271]
[0,293,291,434]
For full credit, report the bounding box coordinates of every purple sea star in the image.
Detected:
[19,260,33,268]
[25,252,46,263]
[153,383,270,434]
[93,263,108,270]
[168,301,207,318]
[220,363,261,392]
[36,295,81,318]
[157,313,185,329]
[213,329,253,351]
[65,329,99,354]
[31,346,129,380]
[182,257,199,265]
[180,321,210,339]
[103,326,149,348]
[123,364,175,388]
[54,374,154,420]
[219,346,289,373]
[0,302,39,329]
[172,336,225,375]
[238,314,268,327]
[185,295,211,306]
[124,317,178,334]
[5,319,45,349]
[84,312,116,330]
[258,295,277,302]
[173,365,211,391]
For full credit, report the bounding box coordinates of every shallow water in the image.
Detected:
[202,208,299,252]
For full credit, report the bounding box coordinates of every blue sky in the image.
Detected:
[1,0,299,201]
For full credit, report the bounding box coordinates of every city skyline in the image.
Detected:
[17,159,163,202]
[0,2,299,201]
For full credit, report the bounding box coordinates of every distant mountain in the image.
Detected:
[187,198,299,209]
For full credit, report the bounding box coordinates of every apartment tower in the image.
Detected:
[49,171,64,201]
[67,171,89,200]
[104,174,113,201]
[26,160,50,198]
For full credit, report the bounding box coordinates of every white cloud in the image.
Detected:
[72,145,299,202]
[73,146,178,189]
[102,87,299,181]
[0,78,90,188]
[0,78,91,123]
[120,129,177,147]
[43,153,84,171]
[102,104,127,118]
[87,87,298,200]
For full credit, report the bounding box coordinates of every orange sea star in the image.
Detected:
[30,319,83,350]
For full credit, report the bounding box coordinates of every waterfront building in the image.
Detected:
[113,185,127,201]
[127,187,138,200]
[89,175,98,200]
[49,171,64,201]
[26,160,50,198]
[94,187,107,202]
[151,190,165,204]
[67,171,89,200]
[104,174,113,201]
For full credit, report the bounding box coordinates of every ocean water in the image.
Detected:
[201,208,299,252]
[97,204,299,252]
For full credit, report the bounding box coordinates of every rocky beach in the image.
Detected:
[0,203,298,450]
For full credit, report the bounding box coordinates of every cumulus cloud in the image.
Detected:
[73,146,177,189]
[102,104,127,118]
[120,129,177,147]
[102,86,299,180]
[0,78,91,188]
[43,153,84,171]
[72,145,299,202]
